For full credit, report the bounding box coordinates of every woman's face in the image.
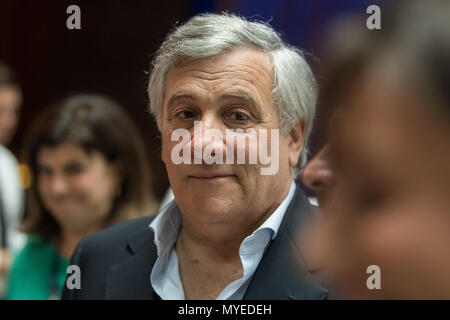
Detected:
[303,64,450,299]
[37,142,122,234]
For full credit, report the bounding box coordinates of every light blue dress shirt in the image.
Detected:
[149,182,297,300]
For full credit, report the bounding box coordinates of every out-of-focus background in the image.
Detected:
[0,0,383,202]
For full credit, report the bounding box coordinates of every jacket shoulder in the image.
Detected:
[81,215,155,250]
[62,215,157,299]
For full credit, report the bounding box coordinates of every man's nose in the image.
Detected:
[302,147,334,192]
[191,115,228,162]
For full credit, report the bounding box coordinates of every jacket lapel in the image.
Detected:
[105,223,160,300]
[243,187,328,300]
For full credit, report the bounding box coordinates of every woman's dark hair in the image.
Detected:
[22,94,158,241]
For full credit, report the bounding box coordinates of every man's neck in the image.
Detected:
[176,194,285,263]
[175,224,245,300]
[176,224,242,263]
[173,181,293,299]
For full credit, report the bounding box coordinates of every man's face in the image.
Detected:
[0,85,21,145]
[304,62,450,299]
[160,48,304,231]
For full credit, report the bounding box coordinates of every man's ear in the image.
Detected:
[288,120,306,167]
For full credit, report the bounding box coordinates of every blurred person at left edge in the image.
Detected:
[0,62,25,299]
[7,94,157,299]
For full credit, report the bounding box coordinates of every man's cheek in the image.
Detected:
[161,146,167,163]
[160,135,172,164]
[163,147,174,165]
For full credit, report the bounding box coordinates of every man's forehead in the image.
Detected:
[163,48,274,108]
[167,47,272,80]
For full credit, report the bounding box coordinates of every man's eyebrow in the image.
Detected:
[166,92,196,108]
[217,92,259,109]
[166,91,260,109]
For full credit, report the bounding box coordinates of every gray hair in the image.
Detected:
[148,13,317,167]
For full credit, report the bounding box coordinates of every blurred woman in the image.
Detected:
[302,0,450,299]
[7,94,158,299]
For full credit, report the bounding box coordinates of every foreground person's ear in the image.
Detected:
[302,145,334,192]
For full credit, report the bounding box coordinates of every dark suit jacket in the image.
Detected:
[62,187,328,300]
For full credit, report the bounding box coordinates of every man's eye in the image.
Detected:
[227,111,249,122]
[175,110,196,120]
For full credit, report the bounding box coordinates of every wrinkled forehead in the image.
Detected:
[165,48,273,84]
[172,46,272,69]
[162,48,275,113]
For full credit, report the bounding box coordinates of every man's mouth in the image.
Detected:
[188,173,235,180]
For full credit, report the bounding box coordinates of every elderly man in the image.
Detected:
[63,13,326,300]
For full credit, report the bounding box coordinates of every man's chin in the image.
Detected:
[183,195,239,221]
[173,176,244,218]
[184,175,240,194]
[187,175,237,184]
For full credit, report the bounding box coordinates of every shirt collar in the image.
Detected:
[255,181,296,240]
[148,200,181,257]
[149,181,297,255]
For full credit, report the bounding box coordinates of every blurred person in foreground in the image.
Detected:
[7,94,157,299]
[0,63,25,297]
[301,0,450,299]
[63,13,327,300]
